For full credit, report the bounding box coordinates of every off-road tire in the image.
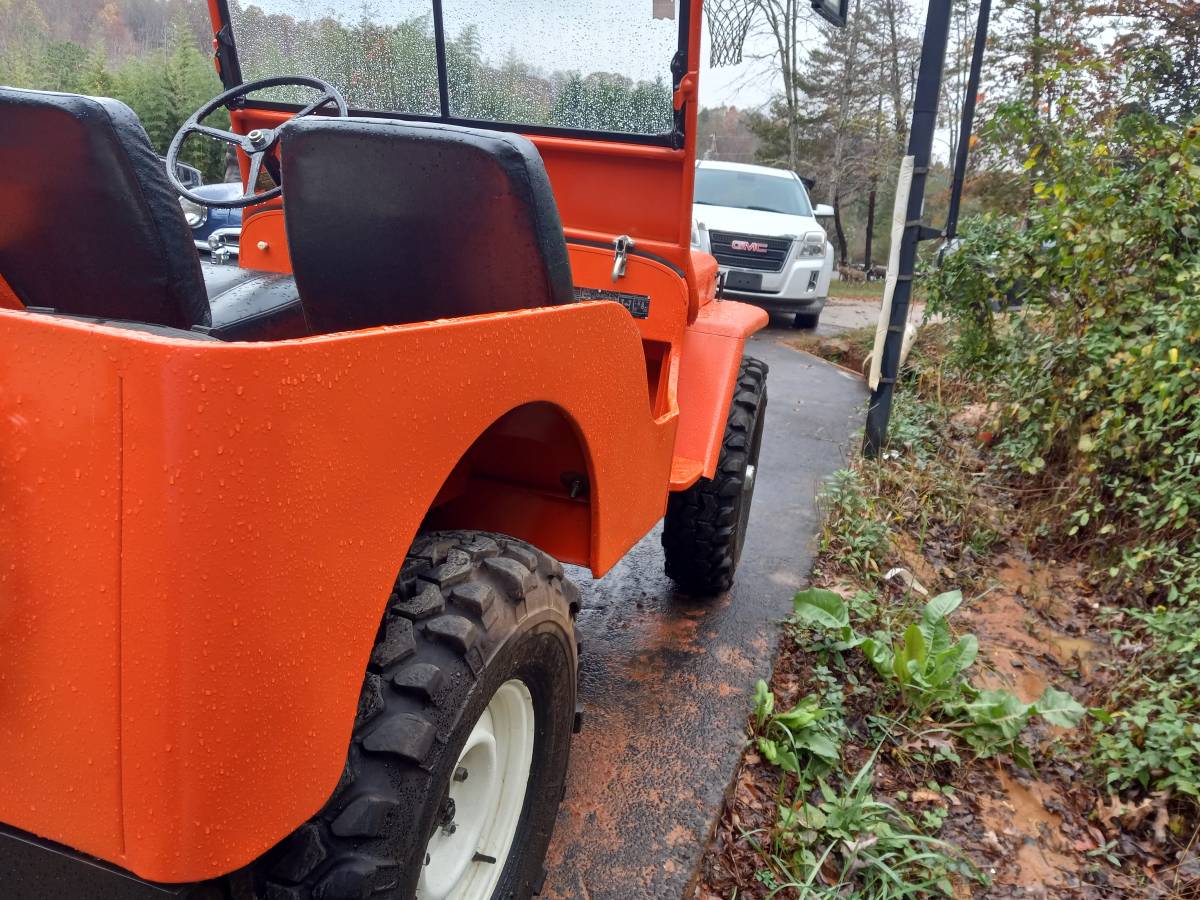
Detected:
[662,357,768,597]
[246,531,580,900]
[792,310,821,329]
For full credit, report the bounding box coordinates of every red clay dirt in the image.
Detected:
[696,534,1188,897]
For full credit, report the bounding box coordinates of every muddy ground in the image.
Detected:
[696,315,1200,899]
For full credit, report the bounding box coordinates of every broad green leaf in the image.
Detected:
[759,738,799,773]
[965,690,1032,740]
[901,622,928,670]
[753,679,774,726]
[955,634,979,672]
[794,731,840,763]
[792,588,849,630]
[860,637,894,677]
[923,590,964,625]
[773,696,822,731]
[776,747,801,774]
[832,626,867,651]
[1011,742,1035,770]
[757,737,780,765]
[923,615,953,657]
[1034,686,1087,728]
[794,802,827,830]
[929,635,976,687]
[818,779,837,803]
[893,638,911,685]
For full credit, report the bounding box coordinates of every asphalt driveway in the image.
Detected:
[544,327,869,899]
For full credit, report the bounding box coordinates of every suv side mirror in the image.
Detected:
[813,204,835,218]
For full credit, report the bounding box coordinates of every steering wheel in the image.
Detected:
[166,75,348,210]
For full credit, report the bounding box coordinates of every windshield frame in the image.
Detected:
[211,0,692,148]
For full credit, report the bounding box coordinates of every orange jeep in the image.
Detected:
[0,2,768,897]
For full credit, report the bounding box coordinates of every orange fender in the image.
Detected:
[670,295,768,488]
[0,301,674,881]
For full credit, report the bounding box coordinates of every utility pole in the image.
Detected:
[863,0,954,457]
[946,0,992,240]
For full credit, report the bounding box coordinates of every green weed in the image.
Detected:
[818,470,889,575]
[792,587,1087,766]
[747,682,980,898]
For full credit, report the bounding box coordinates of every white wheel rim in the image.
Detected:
[418,679,535,900]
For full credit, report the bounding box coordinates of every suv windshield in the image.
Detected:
[226,1,683,139]
[694,168,813,216]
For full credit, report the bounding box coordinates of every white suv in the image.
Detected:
[692,161,835,328]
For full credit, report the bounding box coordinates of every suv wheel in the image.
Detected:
[792,310,821,329]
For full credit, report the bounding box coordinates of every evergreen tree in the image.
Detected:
[1116,2,1200,123]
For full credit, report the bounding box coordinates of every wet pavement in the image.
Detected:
[543,326,869,899]
[814,296,885,335]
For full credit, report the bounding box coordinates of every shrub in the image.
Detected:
[927,108,1200,604]
[925,99,1200,804]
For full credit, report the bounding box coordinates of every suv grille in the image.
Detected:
[709,231,792,272]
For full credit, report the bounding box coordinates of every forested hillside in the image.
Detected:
[0,0,673,181]
[0,0,228,177]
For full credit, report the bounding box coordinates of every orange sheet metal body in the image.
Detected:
[0,0,768,883]
[0,304,674,880]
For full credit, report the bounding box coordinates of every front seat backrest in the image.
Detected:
[0,87,210,329]
[279,117,574,334]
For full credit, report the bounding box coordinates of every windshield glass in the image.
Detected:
[694,168,813,216]
[227,0,680,137]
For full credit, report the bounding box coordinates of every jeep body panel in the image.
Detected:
[0,302,677,881]
[0,0,770,884]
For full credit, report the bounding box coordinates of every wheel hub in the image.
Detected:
[417,680,535,900]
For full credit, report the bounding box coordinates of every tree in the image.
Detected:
[859,0,919,268]
[988,0,1104,125]
[739,0,920,266]
[1113,1,1200,123]
[753,0,809,172]
[698,106,761,162]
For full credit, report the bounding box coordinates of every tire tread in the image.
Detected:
[661,357,768,596]
[252,531,578,900]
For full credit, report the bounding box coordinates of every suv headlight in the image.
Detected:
[179,197,207,229]
[798,231,826,258]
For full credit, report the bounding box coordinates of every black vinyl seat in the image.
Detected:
[0,86,306,341]
[202,261,309,341]
[279,117,574,334]
[0,86,211,330]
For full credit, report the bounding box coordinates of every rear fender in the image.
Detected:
[0,300,674,883]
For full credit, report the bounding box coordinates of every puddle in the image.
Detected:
[974,643,1051,703]
[890,532,940,592]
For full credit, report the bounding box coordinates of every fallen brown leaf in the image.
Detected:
[912,789,946,804]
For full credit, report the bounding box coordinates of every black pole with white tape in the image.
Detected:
[863,0,954,458]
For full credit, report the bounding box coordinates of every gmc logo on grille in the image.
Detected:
[730,239,769,253]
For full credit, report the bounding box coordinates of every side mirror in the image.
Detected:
[813,204,835,218]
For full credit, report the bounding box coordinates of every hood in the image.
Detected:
[692,203,823,240]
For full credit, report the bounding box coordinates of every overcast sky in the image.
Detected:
[698,10,830,110]
[238,1,939,135]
